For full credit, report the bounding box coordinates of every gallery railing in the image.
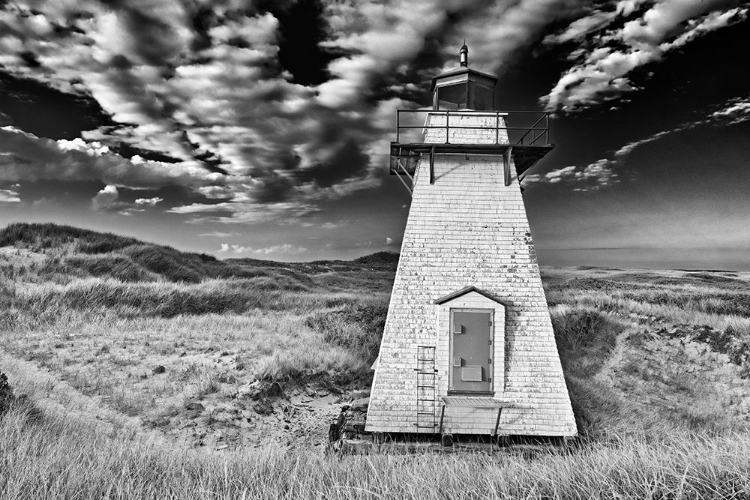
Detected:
[394,109,550,147]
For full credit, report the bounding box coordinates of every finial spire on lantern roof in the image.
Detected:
[460,41,468,67]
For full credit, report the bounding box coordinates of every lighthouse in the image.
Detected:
[365,45,577,443]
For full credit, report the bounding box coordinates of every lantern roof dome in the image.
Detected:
[430,66,498,92]
[430,44,498,92]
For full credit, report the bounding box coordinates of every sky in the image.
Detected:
[0,0,749,270]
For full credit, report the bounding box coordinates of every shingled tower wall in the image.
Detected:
[366,113,577,437]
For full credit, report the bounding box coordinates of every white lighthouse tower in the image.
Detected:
[365,45,577,443]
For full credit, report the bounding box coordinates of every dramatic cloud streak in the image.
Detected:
[0,126,223,189]
[542,1,748,112]
[0,0,592,223]
[526,93,750,190]
[0,0,746,225]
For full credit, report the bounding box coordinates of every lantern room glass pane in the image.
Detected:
[471,84,494,111]
[436,83,466,110]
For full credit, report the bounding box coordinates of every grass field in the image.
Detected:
[2,401,749,499]
[1,223,750,498]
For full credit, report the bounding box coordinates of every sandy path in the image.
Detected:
[0,349,172,446]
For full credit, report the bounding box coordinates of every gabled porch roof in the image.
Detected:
[434,286,508,306]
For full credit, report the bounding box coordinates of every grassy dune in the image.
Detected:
[0,223,393,451]
[2,223,750,498]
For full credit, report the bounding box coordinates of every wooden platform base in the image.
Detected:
[332,435,572,456]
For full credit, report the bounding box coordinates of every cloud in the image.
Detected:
[386,237,394,245]
[91,185,120,211]
[575,159,618,187]
[710,96,750,126]
[457,0,586,73]
[659,7,747,51]
[612,131,671,158]
[167,201,322,225]
[0,188,21,203]
[543,8,621,45]
[544,165,577,183]
[89,185,163,214]
[217,242,308,256]
[199,231,237,238]
[543,2,748,112]
[524,162,617,190]
[0,126,223,190]
[134,197,164,206]
[248,244,308,256]
[521,173,541,184]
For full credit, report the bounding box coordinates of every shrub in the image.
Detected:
[76,235,141,254]
[353,251,399,266]
[0,372,14,415]
[123,245,205,283]
[0,279,15,307]
[728,332,750,378]
[0,222,140,252]
[305,303,387,362]
[553,309,607,352]
[66,254,155,282]
[255,350,367,383]
[0,223,84,249]
[552,308,625,378]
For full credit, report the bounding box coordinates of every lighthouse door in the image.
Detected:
[450,310,493,393]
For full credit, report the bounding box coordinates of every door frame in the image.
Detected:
[448,307,495,394]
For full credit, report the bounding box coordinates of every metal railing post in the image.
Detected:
[445,110,450,144]
[546,112,550,145]
[397,111,400,143]
[495,112,499,145]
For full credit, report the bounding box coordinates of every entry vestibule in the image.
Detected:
[436,287,506,398]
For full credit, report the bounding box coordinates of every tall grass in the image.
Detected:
[255,350,368,383]
[546,287,750,336]
[4,276,388,331]
[1,402,749,500]
[7,278,318,326]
